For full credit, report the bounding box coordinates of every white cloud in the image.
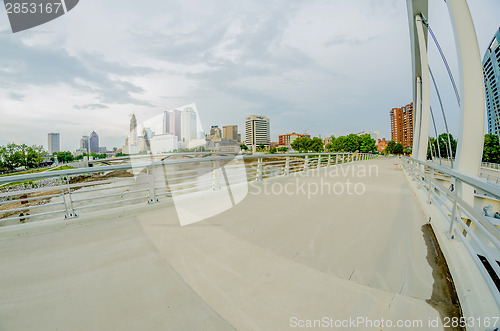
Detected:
[0,0,498,150]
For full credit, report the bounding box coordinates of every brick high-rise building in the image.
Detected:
[390,103,413,148]
[278,132,310,148]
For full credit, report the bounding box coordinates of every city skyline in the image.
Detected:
[1,1,499,152]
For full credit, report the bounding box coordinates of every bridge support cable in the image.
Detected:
[429,65,454,167]
[422,18,461,106]
[413,77,423,158]
[429,106,442,165]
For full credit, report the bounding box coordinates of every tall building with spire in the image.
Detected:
[483,28,500,136]
[130,114,138,146]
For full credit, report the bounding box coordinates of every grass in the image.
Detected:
[0,165,75,189]
[49,165,75,171]
[0,167,49,177]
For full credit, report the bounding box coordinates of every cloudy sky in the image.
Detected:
[0,0,499,151]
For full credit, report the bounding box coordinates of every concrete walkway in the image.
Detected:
[0,159,448,330]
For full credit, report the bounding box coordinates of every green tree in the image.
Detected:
[55,151,74,163]
[240,144,249,151]
[0,143,47,170]
[12,144,28,169]
[309,137,324,153]
[344,134,360,152]
[26,145,47,168]
[483,133,500,163]
[1,144,25,170]
[385,140,396,154]
[434,133,457,159]
[277,146,288,152]
[393,143,404,155]
[331,136,347,152]
[291,137,309,152]
[359,134,376,153]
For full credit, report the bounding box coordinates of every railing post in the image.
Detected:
[257,157,263,181]
[317,155,321,170]
[61,175,77,218]
[148,166,158,203]
[448,199,458,239]
[304,155,309,172]
[327,154,331,167]
[427,168,434,204]
[285,156,290,176]
[336,154,339,165]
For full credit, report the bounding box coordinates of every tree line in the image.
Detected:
[324,134,377,153]
[240,134,378,153]
[426,133,500,163]
[0,143,47,171]
[0,143,111,172]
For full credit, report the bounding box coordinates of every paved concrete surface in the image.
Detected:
[0,159,447,330]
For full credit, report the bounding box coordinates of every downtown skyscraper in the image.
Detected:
[89,131,99,154]
[483,28,500,136]
[163,109,181,141]
[181,107,197,142]
[245,115,270,149]
[390,103,413,148]
[47,133,60,155]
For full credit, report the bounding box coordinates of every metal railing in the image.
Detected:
[482,162,500,171]
[428,158,500,184]
[0,152,377,226]
[400,157,500,309]
[479,172,500,185]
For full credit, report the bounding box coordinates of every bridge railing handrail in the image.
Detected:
[406,157,500,200]
[482,161,500,171]
[401,156,500,309]
[1,152,370,184]
[0,152,378,225]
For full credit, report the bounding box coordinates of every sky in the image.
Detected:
[0,0,499,151]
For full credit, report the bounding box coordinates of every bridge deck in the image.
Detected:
[0,159,454,330]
